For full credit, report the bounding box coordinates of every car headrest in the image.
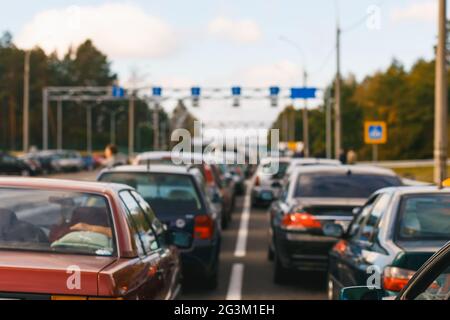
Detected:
[168,189,194,201]
[0,209,18,232]
[70,207,110,228]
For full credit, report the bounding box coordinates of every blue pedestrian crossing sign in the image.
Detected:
[365,121,387,144]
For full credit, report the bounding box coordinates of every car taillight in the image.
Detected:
[281,212,321,230]
[333,240,348,254]
[254,176,260,186]
[204,165,215,186]
[194,215,214,240]
[383,266,416,292]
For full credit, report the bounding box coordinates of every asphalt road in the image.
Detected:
[46,170,327,300]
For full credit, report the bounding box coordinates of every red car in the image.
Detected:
[0,178,181,300]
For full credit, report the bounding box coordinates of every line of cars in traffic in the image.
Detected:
[252,156,449,300]
[0,151,250,300]
[0,150,102,177]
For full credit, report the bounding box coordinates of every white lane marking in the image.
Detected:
[234,188,251,258]
[226,263,244,300]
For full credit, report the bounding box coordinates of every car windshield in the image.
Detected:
[397,194,450,241]
[294,173,402,198]
[99,172,205,216]
[0,188,115,256]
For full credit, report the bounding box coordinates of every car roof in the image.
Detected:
[135,151,173,160]
[375,185,450,196]
[100,164,193,175]
[0,177,131,194]
[260,157,292,163]
[290,164,398,177]
[290,158,342,165]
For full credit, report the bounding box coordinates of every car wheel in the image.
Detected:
[327,275,336,300]
[21,170,30,177]
[273,253,288,284]
[204,263,219,290]
[221,215,229,230]
[267,245,274,261]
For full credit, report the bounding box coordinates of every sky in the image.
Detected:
[0,0,445,129]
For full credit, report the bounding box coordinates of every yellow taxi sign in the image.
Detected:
[364,121,387,145]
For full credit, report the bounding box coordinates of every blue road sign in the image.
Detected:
[191,87,201,97]
[112,86,125,98]
[291,88,317,99]
[152,87,163,97]
[364,121,387,144]
[270,87,280,96]
[369,125,383,140]
[232,87,242,96]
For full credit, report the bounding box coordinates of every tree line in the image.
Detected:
[271,58,449,161]
[0,31,171,153]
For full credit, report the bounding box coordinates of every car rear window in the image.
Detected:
[0,188,115,257]
[397,194,450,241]
[99,172,205,216]
[262,161,290,177]
[294,173,402,198]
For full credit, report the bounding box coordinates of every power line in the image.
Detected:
[342,1,385,33]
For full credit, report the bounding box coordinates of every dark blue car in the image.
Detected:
[97,164,222,289]
[327,186,450,300]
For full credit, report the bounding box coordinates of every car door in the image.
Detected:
[130,190,181,300]
[339,193,391,288]
[120,191,166,300]
[1,154,19,174]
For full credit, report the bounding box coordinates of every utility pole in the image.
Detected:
[128,92,135,157]
[434,0,448,184]
[86,105,93,154]
[302,71,310,157]
[42,88,49,150]
[326,89,333,159]
[153,103,160,150]
[23,50,30,153]
[334,24,342,159]
[57,100,63,150]
[110,111,116,145]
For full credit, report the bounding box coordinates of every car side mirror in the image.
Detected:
[323,223,345,238]
[212,191,222,204]
[169,231,191,249]
[340,286,387,301]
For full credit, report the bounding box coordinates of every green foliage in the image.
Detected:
[0,32,168,153]
[272,58,448,160]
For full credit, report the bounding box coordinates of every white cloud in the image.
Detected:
[208,17,262,44]
[16,3,179,59]
[390,1,437,23]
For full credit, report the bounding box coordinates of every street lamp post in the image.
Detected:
[23,50,30,153]
[280,36,309,156]
[302,71,310,157]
